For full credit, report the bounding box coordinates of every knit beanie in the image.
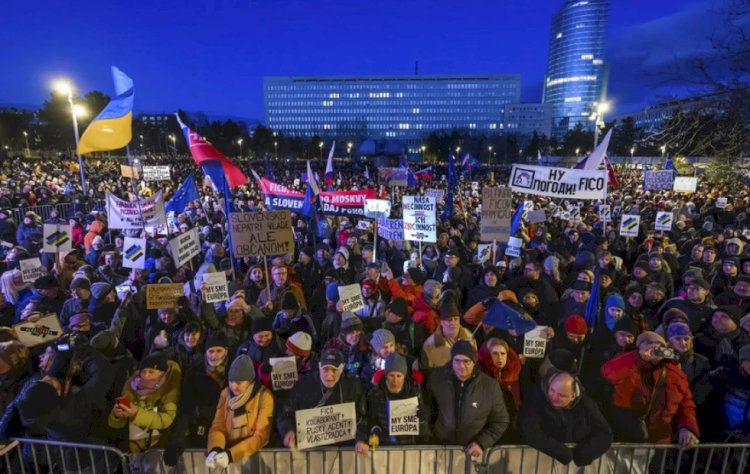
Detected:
[90,330,116,352]
[663,308,689,326]
[370,329,395,352]
[228,355,255,382]
[422,280,442,298]
[386,297,409,321]
[613,316,638,336]
[70,277,91,291]
[605,294,625,311]
[18,381,61,421]
[139,353,168,372]
[564,315,588,336]
[450,340,477,363]
[205,331,229,349]
[252,317,274,335]
[340,312,363,334]
[286,331,312,358]
[280,292,300,311]
[407,267,426,286]
[713,305,742,326]
[384,353,407,376]
[336,247,350,262]
[667,322,692,339]
[326,282,340,302]
[635,331,667,348]
[91,282,113,301]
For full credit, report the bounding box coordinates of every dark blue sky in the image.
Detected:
[1,0,719,121]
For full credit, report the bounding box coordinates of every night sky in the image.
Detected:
[1,0,720,121]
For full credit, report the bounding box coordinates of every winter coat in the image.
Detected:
[325,336,369,379]
[236,334,286,368]
[658,297,716,333]
[412,295,439,334]
[695,327,749,368]
[426,364,509,448]
[387,279,422,310]
[59,296,91,328]
[207,382,274,463]
[256,282,307,316]
[83,220,105,254]
[600,351,699,444]
[364,374,430,445]
[421,326,475,370]
[478,342,522,421]
[678,351,712,405]
[272,310,318,343]
[382,319,428,359]
[517,374,612,466]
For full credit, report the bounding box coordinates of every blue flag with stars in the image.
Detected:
[165,173,199,213]
[584,268,601,329]
[483,300,537,334]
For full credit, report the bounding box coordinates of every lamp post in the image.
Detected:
[169,134,177,159]
[347,142,352,161]
[238,138,244,158]
[589,101,611,148]
[319,141,324,165]
[575,147,580,157]
[488,146,493,164]
[420,145,426,162]
[274,141,278,160]
[22,131,29,158]
[53,80,88,196]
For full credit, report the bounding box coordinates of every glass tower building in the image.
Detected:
[543,0,609,139]
[264,75,520,150]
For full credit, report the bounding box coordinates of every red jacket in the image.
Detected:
[412,295,439,334]
[601,351,699,443]
[478,342,522,409]
[387,279,422,310]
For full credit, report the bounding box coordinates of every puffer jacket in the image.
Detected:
[412,295,439,334]
[420,326,475,370]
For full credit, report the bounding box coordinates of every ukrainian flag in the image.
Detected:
[76,66,134,155]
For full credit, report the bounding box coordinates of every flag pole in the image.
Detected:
[125,145,147,235]
[372,218,378,263]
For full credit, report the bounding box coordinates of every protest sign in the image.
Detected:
[477,244,493,264]
[480,186,512,242]
[426,188,445,204]
[599,205,612,222]
[356,220,372,231]
[717,197,728,209]
[523,326,548,358]
[379,168,408,187]
[402,196,437,242]
[320,189,376,217]
[505,237,523,257]
[19,258,45,283]
[170,228,200,268]
[146,283,184,309]
[293,178,300,187]
[120,164,140,179]
[43,224,72,253]
[107,191,167,229]
[378,218,404,241]
[142,166,171,182]
[295,402,356,450]
[338,284,364,313]
[269,356,298,391]
[673,177,698,193]
[388,397,420,436]
[655,211,673,232]
[643,171,674,191]
[13,314,64,347]
[364,199,391,219]
[619,215,641,238]
[202,272,229,304]
[122,237,146,269]
[230,210,294,258]
[509,164,607,200]
[471,181,479,191]
[526,209,547,224]
[567,205,582,223]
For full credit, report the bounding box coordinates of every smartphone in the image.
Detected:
[115,396,131,408]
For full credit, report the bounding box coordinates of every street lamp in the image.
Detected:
[347,142,352,161]
[139,134,144,150]
[488,146,493,163]
[455,146,461,159]
[169,134,176,158]
[53,79,88,195]
[319,141,324,164]
[590,100,611,148]
[575,147,580,157]
[22,131,29,157]
[273,141,278,160]
[660,145,667,158]
[238,138,244,157]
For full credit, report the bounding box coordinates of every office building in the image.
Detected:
[502,103,552,138]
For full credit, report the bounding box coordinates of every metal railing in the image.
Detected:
[11,200,106,226]
[1,438,129,474]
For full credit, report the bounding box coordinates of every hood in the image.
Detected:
[478,341,521,384]
[88,220,105,234]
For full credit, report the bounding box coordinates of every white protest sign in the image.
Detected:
[619,215,641,238]
[477,244,493,264]
[19,258,45,283]
[122,237,147,269]
[202,272,229,304]
[378,218,404,241]
[402,196,437,242]
[388,397,419,436]
[293,178,300,187]
[471,181,479,191]
[426,188,445,204]
[526,209,547,224]
[717,197,728,209]
[269,356,298,391]
[338,284,364,312]
[43,224,72,253]
[364,199,391,219]
[296,402,356,450]
[107,191,167,230]
[356,220,372,231]
[480,186,512,242]
[523,325,548,358]
[142,166,171,182]
[568,205,582,223]
[170,228,200,268]
[673,177,698,193]
[509,164,607,200]
[13,314,64,347]
[599,205,612,222]
[505,237,523,257]
[655,212,673,231]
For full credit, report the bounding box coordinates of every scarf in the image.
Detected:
[130,370,168,397]
[227,387,253,440]
[206,353,227,387]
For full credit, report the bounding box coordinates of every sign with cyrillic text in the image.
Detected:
[509,164,607,200]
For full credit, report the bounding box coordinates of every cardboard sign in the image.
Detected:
[230,210,294,257]
[269,356,298,391]
[477,244,493,264]
[673,177,698,193]
[480,186,513,242]
[505,236,523,257]
[619,215,641,238]
[717,197,728,209]
[655,211,673,232]
[378,218,404,241]
[19,258,45,283]
[202,272,229,304]
[123,237,146,269]
[120,164,140,179]
[170,228,200,268]
[142,166,171,182]
[526,209,547,224]
[296,402,356,450]
[363,199,391,219]
[523,326,548,358]
[388,397,419,436]
[338,284,365,313]
[13,314,64,347]
[509,164,607,200]
[43,224,72,253]
[599,205,612,222]
[402,196,437,243]
[146,283,184,309]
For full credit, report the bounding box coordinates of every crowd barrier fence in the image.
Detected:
[10,201,106,227]
[2,439,749,474]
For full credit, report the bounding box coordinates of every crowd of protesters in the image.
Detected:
[0,152,748,471]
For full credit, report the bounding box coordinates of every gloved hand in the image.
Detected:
[205,451,217,469]
[369,433,380,448]
[163,445,180,467]
[214,451,230,468]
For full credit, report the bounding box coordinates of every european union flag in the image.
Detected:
[441,188,454,220]
[483,300,537,334]
[166,173,199,213]
[509,203,524,236]
[584,268,601,328]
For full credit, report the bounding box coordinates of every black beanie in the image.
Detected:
[280,292,300,311]
[252,317,274,334]
[386,297,409,321]
[18,381,61,421]
[139,353,168,372]
[205,331,229,349]
[450,340,476,363]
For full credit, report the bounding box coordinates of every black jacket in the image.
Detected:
[364,376,430,445]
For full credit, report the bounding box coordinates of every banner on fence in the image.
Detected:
[19,258,45,283]
[13,314,63,347]
[643,171,674,190]
[655,212,673,232]
[620,215,641,237]
[480,186,512,242]
[338,284,364,313]
[523,326,548,358]
[170,228,200,268]
[202,272,229,304]
[230,210,294,258]
[43,224,72,253]
[388,397,420,436]
[269,356,298,391]
[122,237,146,269]
[508,164,607,200]
[402,196,437,242]
[146,283,184,309]
[673,177,698,193]
[142,166,171,182]
[378,218,404,241]
[296,402,356,450]
[107,191,167,229]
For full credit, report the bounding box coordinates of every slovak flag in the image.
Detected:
[603,154,620,188]
[324,141,336,189]
[414,166,433,180]
[574,129,612,171]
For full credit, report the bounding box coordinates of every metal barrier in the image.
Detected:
[2,438,129,474]
[10,200,106,226]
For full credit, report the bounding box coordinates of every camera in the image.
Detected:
[653,346,678,360]
[55,331,87,352]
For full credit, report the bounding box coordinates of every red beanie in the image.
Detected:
[565,315,588,335]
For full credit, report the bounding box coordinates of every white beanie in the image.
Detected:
[336,247,350,262]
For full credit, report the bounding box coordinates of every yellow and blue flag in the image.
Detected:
[76,66,134,155]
